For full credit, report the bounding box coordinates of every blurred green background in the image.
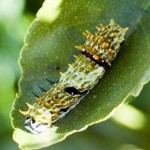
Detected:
[0,0,150,149]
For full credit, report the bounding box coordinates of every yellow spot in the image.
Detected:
[96,26,100,31]
[95,33,99,38]
[83,32,87,37]
[108,49,115,54]
[60,72,65,76]
[124,27,129,32]
[86,47,91,53]
[44,102,51,108]
[109,19,115,26]
[19,109,28,116]
[62,101,70,107]
[100,36,105,43]
[53,108,60,113]
[36,97,42,102]
[111,32,117,37]
[100,23,104,28]
[86,45,91,50]
[26,102,33,109]
[88,64,93,69]
[93,54,100,61]
[85,30,92,37]
[106,60,111,66]
[37,109,43,114]
[75,45,84,51]
[43,116,52,124]
[73,55,80,59]
[104,42,109,49]
[91,49,97,54]
[68,64,73,67]
[53,95,59,102]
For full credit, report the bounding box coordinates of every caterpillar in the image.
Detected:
[20,20,128,134]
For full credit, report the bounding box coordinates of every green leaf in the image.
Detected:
[11,0,150,149]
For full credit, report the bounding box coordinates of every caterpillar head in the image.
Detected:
[20,102,52,134]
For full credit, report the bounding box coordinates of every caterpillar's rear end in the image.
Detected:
[20,20,128,134]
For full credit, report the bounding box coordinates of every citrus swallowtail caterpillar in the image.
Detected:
[20,20,128,134]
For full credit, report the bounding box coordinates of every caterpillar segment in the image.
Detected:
[20,20,128,134]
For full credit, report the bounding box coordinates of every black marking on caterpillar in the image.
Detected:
[81,50,110,69]
[32,92,39,98]
[47,64,60,71]
[46,79,58,85]
[64,87,81,96]
[38,85,47,92]
[19,20,128,134]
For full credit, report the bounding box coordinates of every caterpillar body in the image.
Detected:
[20,20,128,134]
